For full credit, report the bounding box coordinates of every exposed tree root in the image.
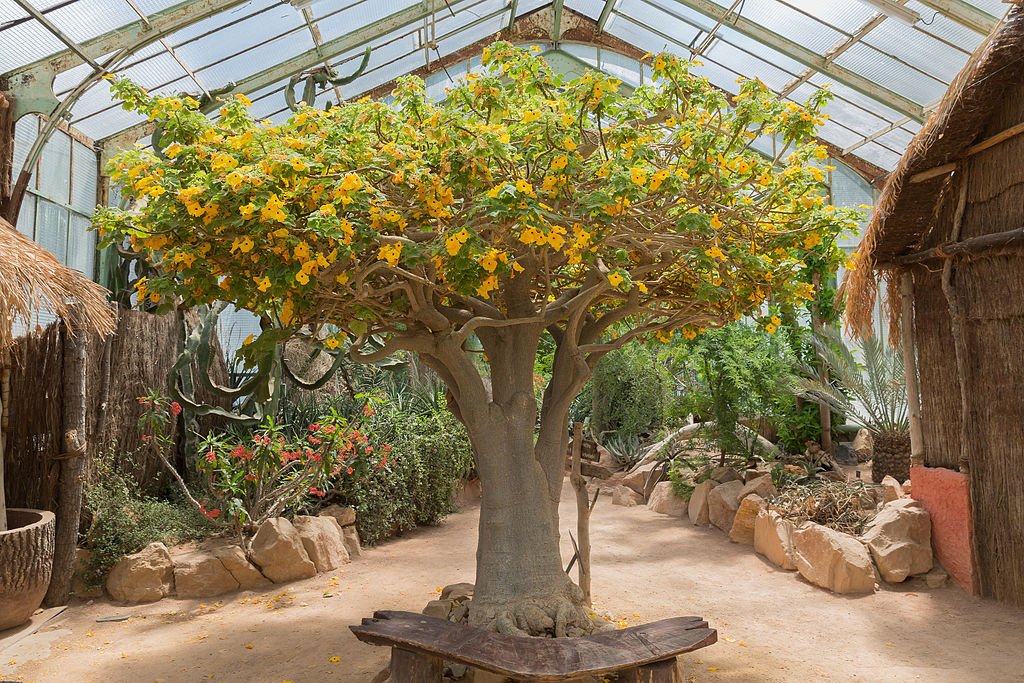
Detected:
[470,582,591,638]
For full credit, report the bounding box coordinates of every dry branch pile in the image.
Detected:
[771,480,871,536]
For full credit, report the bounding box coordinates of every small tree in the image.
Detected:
[97,44,861,636]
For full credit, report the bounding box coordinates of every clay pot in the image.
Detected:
[0,508,56,632]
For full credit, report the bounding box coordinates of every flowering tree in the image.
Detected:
[97,43,861,636]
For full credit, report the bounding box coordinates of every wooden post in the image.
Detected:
[621,657,679,682]
[899,271,924,467]
[0,348,7,532]
[811,271,832,455]
[569,421,592,607]
[389,647,443,682]
[45,310,87,605]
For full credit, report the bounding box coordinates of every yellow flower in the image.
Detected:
[236,94,252,106]
[319,203,336,216]
[551,155,568,171]
[325,337,340,350]
[710,214,723,230]
[164,143,182,159]
[607,272,623,287]
[564,137,577,151]
[256,276,271,292]
[290,157,308,172]
[515,179,534,196]
[294,242,310,261]
[239,203,255,220]
[295,270,310,285]
[765,323,777,334]
[771,315,782,326]
[636,282,648,294]
[629,167,648,186]
[522,111,540,123]
[377,242,402,266]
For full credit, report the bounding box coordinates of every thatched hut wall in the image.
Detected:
[2,309,232,514]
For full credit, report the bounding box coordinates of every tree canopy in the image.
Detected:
[96,42,861,367]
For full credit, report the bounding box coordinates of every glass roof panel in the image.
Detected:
[831,40,947,106]
[44,0,140,44]
[861,18,969,84]
[731,0,848,55]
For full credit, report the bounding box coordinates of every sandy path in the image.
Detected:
[4,479,1023,682]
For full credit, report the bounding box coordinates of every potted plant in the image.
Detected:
[0,218,114,630]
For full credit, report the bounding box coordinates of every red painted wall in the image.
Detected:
[910,465,977,594]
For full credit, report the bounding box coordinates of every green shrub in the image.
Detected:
[591,342,668,439]
[330,407,474,545]
[83,448,212,587]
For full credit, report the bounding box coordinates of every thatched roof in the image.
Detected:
[0,217,115,349]
[845,5,1024,336]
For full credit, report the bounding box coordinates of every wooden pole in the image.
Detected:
[0,349,7,533]
[899,271,925,467]
[569,421,592,607]
[810,271,832,455]
[46,309,87,605]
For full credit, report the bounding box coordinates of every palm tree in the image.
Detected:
[794,328,910,483]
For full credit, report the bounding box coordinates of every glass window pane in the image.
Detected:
[35,199,69,264]
[71,141,98,214]
[68,214,96,279]
[38,130,71,204]
[13,115,38,181]
[15,194,35,239]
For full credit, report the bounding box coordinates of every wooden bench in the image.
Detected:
[349,610,716,682]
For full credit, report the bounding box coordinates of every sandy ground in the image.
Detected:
[3,478,1024,683]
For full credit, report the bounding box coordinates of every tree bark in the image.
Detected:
[463,325,590,637]
[45,316,87,606]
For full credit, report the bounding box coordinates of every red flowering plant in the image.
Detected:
[138,387,391,545]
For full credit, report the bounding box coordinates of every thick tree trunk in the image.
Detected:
[464,326,590,637]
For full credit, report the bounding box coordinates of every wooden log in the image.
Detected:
[900,271,925,467]
[810,272,832,455]
[45,313,87,606]
[390,647,443,682]
[895,227,1024,266]
[620,658,679,683]
[910,120,1024,183]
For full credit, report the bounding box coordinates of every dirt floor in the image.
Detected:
[3,478,1024,683]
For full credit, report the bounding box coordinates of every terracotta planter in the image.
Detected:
[0,508,56,632]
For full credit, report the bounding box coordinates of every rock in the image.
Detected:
[922,565,949,588]
[71,548,102,598]
[687,479,717,526]
[249,518,317,583]
[611,485,644,507]
[738,475,777,502]
[449,603,469,623]
[783,464,805,476]
[852,429,873,462]
[820,471,847,483]
[318,504,356,527]
[861,498,932,583]
[709,466,741,484]
[793,523,878,594]
[880,475,904,503]
[342,525,362,559]
[834,444,857,466]
[902,480,912,496]
[423,599,450,619]
[743,469,768,483]
[440,582,474,601]
[729,494,763,545]
[754,509,797,570]
[707,480,744,532]
[210,544,270,590]
[291,515,350,573]
[621,461,661,496]
[106,542,174,603]
[647,481,689,517]
[172,550,239,599]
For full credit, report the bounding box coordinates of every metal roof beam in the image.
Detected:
[552,0,565,42]
[4,0,252,79]
[665,0,927,121]
[597,0,617,32]
[914,0,999,35]
[98,0,446,146]
[508,0,519,31]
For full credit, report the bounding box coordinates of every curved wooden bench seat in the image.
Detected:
[350,610,716,681]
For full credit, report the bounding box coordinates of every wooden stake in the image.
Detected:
[940,175,972,475]
[899,271,925,467]
[811,271,832,455]
[569,421,593,607]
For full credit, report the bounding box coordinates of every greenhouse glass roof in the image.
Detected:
[0,0,1010,175]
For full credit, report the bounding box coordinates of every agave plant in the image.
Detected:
[794,328,910,483]
[601,432,646,468]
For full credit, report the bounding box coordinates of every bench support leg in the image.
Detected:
[390,647,444,682]
[620,657,679,683]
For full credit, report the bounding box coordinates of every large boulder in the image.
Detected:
[709,466,741,484]
[292,515,350,572]
[793,523,877,594]
[861,499,932,583]
[342,525,362,559]
[106,542,174,603]
[738,475,777,502]
[210,543,271,590]
[621,462,661,496]
[611,486,644,507]
[708,480,744,532]
[250,518,317,583]
[172,550,240,599]
[318,504,356,527]
[851,429,873,462]
[687,479,717,526]
[754,509,797,570]
[880,475,904,503]
[729,494,763,545]
[647,481,689,517]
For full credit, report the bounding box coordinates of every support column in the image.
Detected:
[899,271,924,466]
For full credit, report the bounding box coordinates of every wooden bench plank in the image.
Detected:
[349,611,716,680]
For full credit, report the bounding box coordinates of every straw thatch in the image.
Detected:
[0,218,115,349]
[845,5,1024,336]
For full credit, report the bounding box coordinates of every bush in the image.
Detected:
[83,448,212,587]
[591,342,668,439]
[330,407,474,545]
